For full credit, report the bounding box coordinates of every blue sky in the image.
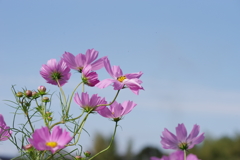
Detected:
[1,0,240,157]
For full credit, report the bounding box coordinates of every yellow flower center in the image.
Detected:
[46,141,58,148]
[117,76,126,82]
[178,142,188,150]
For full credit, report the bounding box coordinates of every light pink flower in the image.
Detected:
[74,92,107,112]
[81,65,100,87]
[40,59,71,86]
[150,156,166,160]
[161,123,204,150]
[95,58,144,95]
[97,101,137,122]
[0,114,11,141]
[62,48,107,72]
[28,126,72,154]
[151,151,199,160]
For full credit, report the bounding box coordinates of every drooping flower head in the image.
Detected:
[28,126,72,154]
[62,48,107,73]
[95,58,144,95]
[151,151,199,160]
[81,65,100,87]
[97,101,137,122]
[0,114,12,141]
[160,123,204,151]
[40,59,71,86]
[74,92,107,112]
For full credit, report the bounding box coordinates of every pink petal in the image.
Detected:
[95,79,116,89]
[187,124,200,140]
[111,101,123,118]
[75,54,86,68]
[104,58,115,78]
[62,52,77,69]
[98,107,113,118]
[187,154,199,160]
[74,93,83,107]
[121,101,137,115]
[161,128,178,149]
[91,56,107,70]
[112,81,125,90]
[176,123,188,142]
[112,65,123,78]
[85,48,98,65]
[125,71,143,79]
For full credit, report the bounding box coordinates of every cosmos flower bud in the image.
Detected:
[23,144,33,151]
[47,117,53,121]
[84,151,91,157]
[75,156,83,160]
[38,85,46,95]
[25,90,32,97]
[16,92,23,97]
[32,91,39,99]
[46,112,52,116]
[32,91,38,96]
[42,97,50,103]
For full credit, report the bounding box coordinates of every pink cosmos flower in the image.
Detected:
[81,65,100,87]
[151,151,199,160]
[97,101,137,122]
[0,114,11,141]
[150,156,168,160]
[40,59,71,86]
[95,58,144,95]
[74,92,107,112]
[161,123,204,150]
[28,126,72,154]
[62,48,106,72]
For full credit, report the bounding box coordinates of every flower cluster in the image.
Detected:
[3,48,143,159]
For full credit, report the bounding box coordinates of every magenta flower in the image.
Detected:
[97,101,137,122]
[40,59,71,86]
[0,114,11,141]
[81,65,100,87]
[95,58,144,95]
[28,126,72,154]
[151,151,199,160]
[161,123,204,150]
[74,92,107,112]
[62,48,106,72]
[150,156,167,160]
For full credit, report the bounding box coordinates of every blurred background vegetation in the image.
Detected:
[1,133,240,160]
[89,133,240,160]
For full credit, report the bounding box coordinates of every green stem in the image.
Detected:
[67,110,85,121]
[49,110,85,130]
[66,82,83,116]
[97,90,121,107]
[88,121,118,160]
[184,150,186,160]
[68,110,92,146]
[26,113,34,132]
[56,80,67,106]
[82,82,85,92]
